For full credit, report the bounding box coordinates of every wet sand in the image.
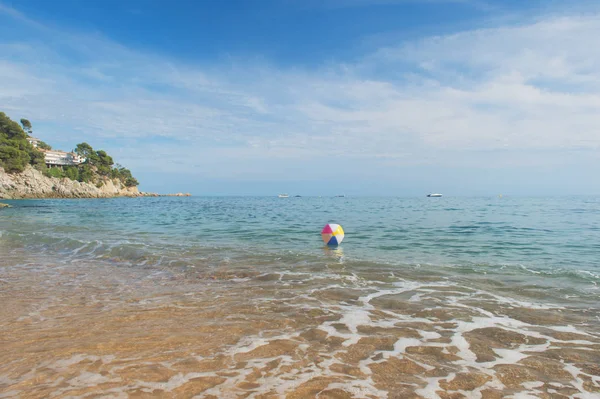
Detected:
[1,249,599,398]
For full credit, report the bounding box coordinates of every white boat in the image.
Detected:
[278,194,289,198]
[427,193,443,197]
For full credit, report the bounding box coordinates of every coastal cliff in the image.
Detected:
[1,112,191,199]
[0,166,140,199]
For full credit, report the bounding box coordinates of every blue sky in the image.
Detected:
[1,0,599,195]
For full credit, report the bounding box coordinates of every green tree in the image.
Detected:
[1,113,140,185]
[78,163,93,183]
[0,146,30,173]
[124,176,139,187]
[0,112,43,173]
[44,167,65,179]
[113,166,138,187]
[95,150,114,176]
[29,148,47,171]
[64,166,80,180]
[96,150,113,165]
[20,118,32,136]
[37,141,52,150]
[75,142,96,163]
[1,112,27,141]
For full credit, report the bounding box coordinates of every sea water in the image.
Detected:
[1,196,599,398]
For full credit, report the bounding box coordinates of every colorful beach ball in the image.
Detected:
[321,223,345,246]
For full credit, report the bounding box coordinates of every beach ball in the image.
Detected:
[321,223,344,246]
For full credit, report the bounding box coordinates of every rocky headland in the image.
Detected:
[0,166,191,199]
[0,166,139,199]
[139,192,192,197]
[0,112,191,200]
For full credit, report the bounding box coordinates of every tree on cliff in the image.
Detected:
[75,142,95,160]
[1,111,139,187]
[37,141,52,150]
[74,142,138,186]
[0,112,44,173]
[95,150,114,176]
[20,119,33,136]
[115,166,139,187]
[78,164,94,183]
[63,166,79,180]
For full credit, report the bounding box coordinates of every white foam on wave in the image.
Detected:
[134,371,218,393]
[507,393,541,399]
[391,337,423,357]
[12,265,597,399]
[549,325,593,335]
[321,380,390,399]
[47,354,118,373]
[70,241,95,256]
[455,287,564,310]
[577,270,600,280]
[492,348,529,365]
[316,280,449,347]
[230,336,272,355]
[519,264,542,275]
[416,374,450,399]
[562,361,600,399]
[309,276,599,398]
[419,330,442,340]
[66,371,112,387]
[521,381,544,389]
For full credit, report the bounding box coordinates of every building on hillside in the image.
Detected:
[27,136,86,166]
[27,137,41,147]
[42,150,86,167]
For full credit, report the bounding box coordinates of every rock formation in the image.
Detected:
[139,192,192,197]
[0,166,140,199]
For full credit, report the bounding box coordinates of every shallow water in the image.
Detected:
[1,197,599,398]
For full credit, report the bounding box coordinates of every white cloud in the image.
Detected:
[1,3,599,189]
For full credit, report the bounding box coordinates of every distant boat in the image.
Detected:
[278,194,289,198]
[294,195,301,198]
[427,193,443,197]
[335,195,345,198]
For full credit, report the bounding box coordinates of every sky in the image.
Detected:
[1,0,599,196]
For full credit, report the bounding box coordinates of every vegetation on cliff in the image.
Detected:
[0,112,138,187]
[0,112,45,173]
[46,142,139,187]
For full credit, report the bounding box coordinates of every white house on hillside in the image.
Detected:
[43,150,86,167]
[27,137,86,167]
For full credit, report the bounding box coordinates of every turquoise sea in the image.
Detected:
[1,196,599,398]
[3,196,599,302]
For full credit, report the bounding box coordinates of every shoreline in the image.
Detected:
[1,247,599,398]
[0,192,192,200]
[2,196,599,398]
[0,165,189,199]
[138,192,192,197]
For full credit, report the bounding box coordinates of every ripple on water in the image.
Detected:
[1,250,599,398]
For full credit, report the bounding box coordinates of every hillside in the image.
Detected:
[0,165,139,199]
[0,113,45,173]
[0,112,141,199]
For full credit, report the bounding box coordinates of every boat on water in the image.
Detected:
[278,194,289,198]
[427,193,443,197]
